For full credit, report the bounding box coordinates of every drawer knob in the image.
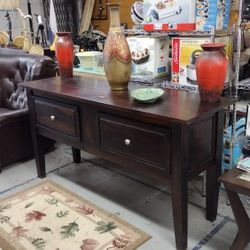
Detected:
[125,139,131,146]
[50,115,56,121]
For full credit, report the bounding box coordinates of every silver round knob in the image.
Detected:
[125,139,131,146]
[50,115,56,121]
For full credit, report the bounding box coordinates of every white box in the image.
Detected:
[143,0,196,31]
[127,36,169,78]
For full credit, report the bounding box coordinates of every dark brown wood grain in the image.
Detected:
[98,113,170,171]
[219,169,250,250]
[34,98,80,137]
[22,76,235,250]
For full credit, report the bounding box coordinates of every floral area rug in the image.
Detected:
[0,181,150,250]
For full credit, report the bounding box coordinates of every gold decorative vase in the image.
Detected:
[103,3,132,91]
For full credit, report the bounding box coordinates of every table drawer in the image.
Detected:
[34,98,79,137]
[99,114,170,171]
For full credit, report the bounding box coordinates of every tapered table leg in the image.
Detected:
[172,180,188,250]
[206,110,224,222]
[72,147,81,163]
[171,126,188,250]
[34,134,46,178]
[206,164,220,221]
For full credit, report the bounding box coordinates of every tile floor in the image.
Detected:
[0,144,250,250]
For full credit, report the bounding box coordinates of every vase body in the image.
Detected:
[103,4,131,91]
[55,32,74,78]
[195,43,228,102]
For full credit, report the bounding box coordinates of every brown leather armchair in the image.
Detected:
[0,48,56,172]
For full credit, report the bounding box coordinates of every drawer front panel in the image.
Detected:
[99,114,170,171]
[34,98,79,137]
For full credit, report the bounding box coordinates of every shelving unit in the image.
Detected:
[125,27,233,93]
[125,28,216,37]
[229,0,250,170]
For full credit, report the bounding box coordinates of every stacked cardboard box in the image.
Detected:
[127,36,170,78]
[143,0,196,31]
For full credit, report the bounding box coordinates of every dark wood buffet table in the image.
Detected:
[22,76,234,250]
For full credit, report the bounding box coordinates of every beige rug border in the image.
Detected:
[0,180,151,250]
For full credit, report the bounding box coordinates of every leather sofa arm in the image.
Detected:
[0,53,56,110]
[0,108,28,126]
[29,57,56,81]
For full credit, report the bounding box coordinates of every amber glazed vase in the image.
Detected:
[195,43,228,102]
[103,3,132,91]
[55,32,74,78]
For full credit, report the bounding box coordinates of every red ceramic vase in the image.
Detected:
[55,32,74,78]
[195,43,228,102]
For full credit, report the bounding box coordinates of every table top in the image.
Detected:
[22,76,235,125]
[219,168,250,196]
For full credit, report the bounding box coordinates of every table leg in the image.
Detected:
[33,134,46,178]
[206,164,220,221]
[27,89,46,178]
[172,179,188,250]
[172,126,188,250]
[206,110,224,222]
[226,189,250,250]
[72,147,81,163]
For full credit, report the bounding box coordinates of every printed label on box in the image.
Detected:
[195,0,231,31]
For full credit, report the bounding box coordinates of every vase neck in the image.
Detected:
[201,43,225,52]
[109,5,120,28]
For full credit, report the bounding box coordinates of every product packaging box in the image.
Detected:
[195,0,231,31]
[143,0,196,31]
[222,117,246,170]
[171,36,231,87]
[222,0,231,30]
[127,36,169,78]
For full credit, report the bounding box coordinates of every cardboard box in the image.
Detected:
[195,0,231,31]
[143,0,196,31]
[171,36,231,87]
[127,36,169,78]
[222,0,231,30]
[222,118,246,170]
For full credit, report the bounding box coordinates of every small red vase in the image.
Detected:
[195,43,228,102]
[55,32,74,78]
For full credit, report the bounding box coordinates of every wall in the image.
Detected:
[92,0,135,34]
[0,0,44,40]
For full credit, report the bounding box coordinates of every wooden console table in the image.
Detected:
[22,76,234,250]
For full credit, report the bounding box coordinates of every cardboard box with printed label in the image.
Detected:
[143,0,196,31]
[195,0,231,31]
[127,36,169,78]
[171,36,231,87]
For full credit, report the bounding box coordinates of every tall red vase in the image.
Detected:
[55,32,74,78]
[195,43,228,102]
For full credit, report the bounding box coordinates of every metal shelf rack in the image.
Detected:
[125,27,232,93]
[227,0,250,171]
[124,28,230,37]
